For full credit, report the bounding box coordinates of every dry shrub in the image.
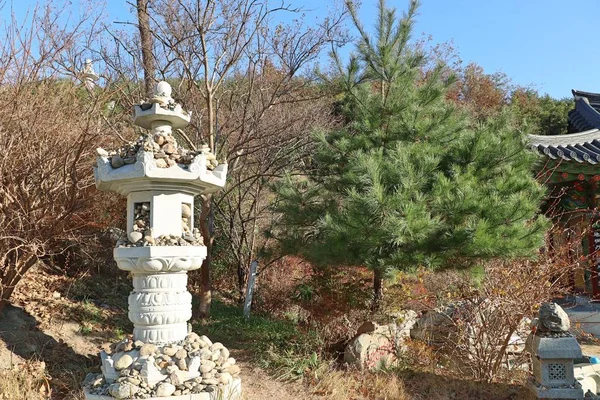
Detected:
[0,362,50,400]
[0,1,136,308]
[431,252,577,383]
[254,258,373,347]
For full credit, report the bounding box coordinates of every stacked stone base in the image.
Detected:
[84,333,241,400]
[84,378,241,400]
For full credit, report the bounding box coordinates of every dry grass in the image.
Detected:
[312,366,409,400]
[0,363,51,400]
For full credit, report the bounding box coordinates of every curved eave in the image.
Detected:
[529,129,600,165]
[94,151,228,196]
[569,98,600,132]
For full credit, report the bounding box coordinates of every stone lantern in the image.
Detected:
[84,82,241,400]
[526,302,584,399]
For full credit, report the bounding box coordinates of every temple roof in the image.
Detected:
[569,90,600,132]
[529,129,600,164]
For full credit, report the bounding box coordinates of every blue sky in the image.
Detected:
[2,0,597,99]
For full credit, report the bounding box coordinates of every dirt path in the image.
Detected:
[231,349,314,400]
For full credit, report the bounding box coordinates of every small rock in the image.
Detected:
[154,151,167,159]
[202,378,219,385]
[163,144,176,155]
[128,231,143,243]
[155,135,165,145]
[218,372,233,384]
[211,343,224,351]
[144,236,155,245]
[126,377,141,386]
[175,349,187,360]
[155,158,168,168]
[200,336,213,346]
[114,354,134,370]
[96,148,109,157]
[186,332,201,343]
[199,348,212,360]
[82,373,97,387]
[163,346,178,356]
[226,365,241,376]
[155,382,176,397]
[200,360,216,373]
[182,204,192,218]
[539,302,570,333]
[108,382,139,399]
[111,155,125,168]
[139,344,157,357]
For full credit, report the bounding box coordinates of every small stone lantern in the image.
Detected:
[526,302,584,399]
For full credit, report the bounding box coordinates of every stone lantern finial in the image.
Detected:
[83,59,99,91]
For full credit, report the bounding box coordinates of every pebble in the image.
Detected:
[155,382,176,397]
[182,204,192,218]
[175,349,187,360]
[108,382,139,399]
[114,354,134,370]
[200,361,216,373]
[226,365,241,375]
[128,231,143,243]
[155,158,167,168]
[218,372,233,384]
[111,155,125,168]
[200,336,213,347]
[164,143,176,155]
[96,147,109,157]
[163,346,178,356]
[139,344,157,357]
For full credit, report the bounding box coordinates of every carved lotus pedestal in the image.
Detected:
[85,82,240,400]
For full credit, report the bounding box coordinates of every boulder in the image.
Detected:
[344,332,397,370]
[410,305,456,345]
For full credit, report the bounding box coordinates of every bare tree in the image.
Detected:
[0,2,122,312]
[137,0,155,97]
[143,0,346,319]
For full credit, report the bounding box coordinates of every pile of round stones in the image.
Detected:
[118,203,204,248]
[97,133,219,171]
[84,333,240,399]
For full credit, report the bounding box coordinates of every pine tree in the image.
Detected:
[272,0,548,307]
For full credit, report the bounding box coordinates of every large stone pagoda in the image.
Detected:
[84,81,241,400]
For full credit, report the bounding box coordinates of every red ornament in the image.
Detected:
[579,174,586,181]
[594,175,600,181]
[562,172,569,180]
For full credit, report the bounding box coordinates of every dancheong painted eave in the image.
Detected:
[529,129,600,165]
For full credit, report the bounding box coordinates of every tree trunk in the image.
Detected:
[197,194,213,322]
[137,0,154,98]
[237,262,246,304]
[372,269,384,311]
